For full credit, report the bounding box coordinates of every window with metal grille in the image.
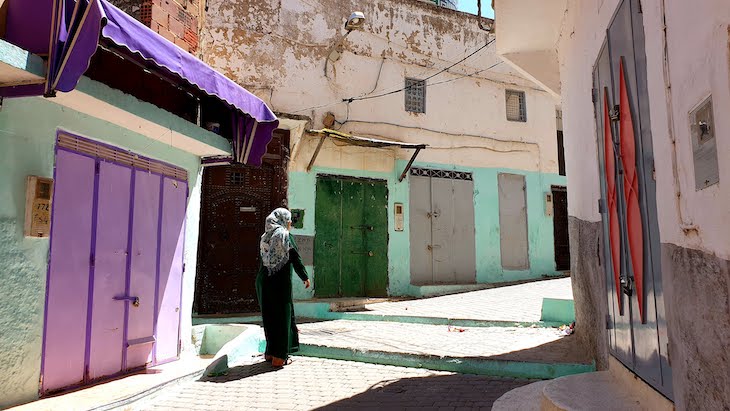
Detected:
[404,78,426,113]
[230,172,245,185]
[506,90,527,122]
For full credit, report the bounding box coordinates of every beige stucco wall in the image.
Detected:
[556,0,730,258]
[200,0,559,174]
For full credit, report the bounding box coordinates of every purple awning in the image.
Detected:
[3,0,278,166]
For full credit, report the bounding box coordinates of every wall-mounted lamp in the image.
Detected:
[325,11,367,78]
[345,12,366,31]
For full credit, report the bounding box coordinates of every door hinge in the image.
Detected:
[606,314,613,329]
[90,253,95,267]
[598,198,606,214]
[95,162,100,175]
[592,88,597,104]
[666,342,671,366]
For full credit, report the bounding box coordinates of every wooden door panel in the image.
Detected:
[452,179,476,284]
[409,176,433,284]
[314,177,342,297]
[88,161,131,380]
[126,171,161,370]
[498,173,529,270]
[42,149,96,393]
[364,181,388,296]
[341,180,366,297]
[155,177,187,364]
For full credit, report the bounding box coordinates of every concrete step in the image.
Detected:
[493,358,674,410]
[541,372,646,410]
[492,380,549,411]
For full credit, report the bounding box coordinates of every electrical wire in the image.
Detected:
[344,38,496,103]
[291,39,503,115]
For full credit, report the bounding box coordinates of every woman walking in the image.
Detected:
[256,208,310,367]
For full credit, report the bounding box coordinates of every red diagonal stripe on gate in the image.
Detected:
[619,59,645,324]
[603,89,623,315]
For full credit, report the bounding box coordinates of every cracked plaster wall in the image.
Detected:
[200,0,561,175]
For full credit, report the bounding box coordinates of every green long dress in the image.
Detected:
[256,237,309,361]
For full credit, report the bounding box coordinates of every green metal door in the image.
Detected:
[314,176,388,297]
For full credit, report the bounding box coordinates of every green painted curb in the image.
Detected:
[312,312,566,328]
[296,345,595,380]
[541,298,576,323]
[193,312,566,329]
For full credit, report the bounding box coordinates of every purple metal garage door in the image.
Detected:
[41,132,188,394]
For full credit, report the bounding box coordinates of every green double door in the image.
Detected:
[314,176,388,297]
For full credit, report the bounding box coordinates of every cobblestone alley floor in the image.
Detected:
[137,278,575,410]
[137,357,531,411]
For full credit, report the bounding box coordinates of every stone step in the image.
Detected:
[493,360,674,411]
[492,380,549,411]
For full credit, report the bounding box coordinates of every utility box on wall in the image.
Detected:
[690,96,719,190]
[24,176,53,237]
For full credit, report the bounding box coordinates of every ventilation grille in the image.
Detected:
[411,167,473,181]
[58,133,188,181]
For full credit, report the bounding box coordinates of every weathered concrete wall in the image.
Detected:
[0,96,203,408]
[551,0,730,408]
[661,243,730,410]
[201,0,559,175]
[568,217,609,371]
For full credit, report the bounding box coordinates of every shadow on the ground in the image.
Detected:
[487,334,592,364]
[198,361,279,383]
[311,373,532,410]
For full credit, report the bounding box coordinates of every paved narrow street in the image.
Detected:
[140,358,531,410]
[136,278,576,410]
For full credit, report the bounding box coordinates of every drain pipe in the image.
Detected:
[477,0,494,32]
[660,0,697,235]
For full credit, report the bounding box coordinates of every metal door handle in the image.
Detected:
[351,251,374,257]
[620,276,633,296]
[351,225,374,231]
[114,295,140,307]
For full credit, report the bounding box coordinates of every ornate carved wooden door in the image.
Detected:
[194,132,289,314]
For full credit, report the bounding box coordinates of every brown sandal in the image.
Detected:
[264,355,273,362]
[271,357,292,367]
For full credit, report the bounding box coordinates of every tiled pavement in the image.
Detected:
[298,320,590,364]
[137,357,532,411]
[138,278,574,410]
[354,277,573,323]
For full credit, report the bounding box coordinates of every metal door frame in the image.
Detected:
[592,0,672,398]
[41,131,188,394]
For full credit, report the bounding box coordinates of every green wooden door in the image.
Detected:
[363,181,388,296]
[314,176,388,297]
[313,178,341,297]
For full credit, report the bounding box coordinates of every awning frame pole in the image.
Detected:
[398,148,422,182]
[307,134,328,172]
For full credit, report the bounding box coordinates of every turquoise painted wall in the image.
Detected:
[0,96,206,408]
[287,161,566,300]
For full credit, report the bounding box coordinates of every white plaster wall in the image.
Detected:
[555,0,621,223]
[556,0,730,258]
[652,0,730,258]
[201,0,559,175]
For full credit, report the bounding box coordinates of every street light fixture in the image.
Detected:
[324,12,367,78]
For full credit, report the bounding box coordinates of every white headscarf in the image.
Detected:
[260,208,292,275]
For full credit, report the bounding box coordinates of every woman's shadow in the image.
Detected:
[199,360,279,383]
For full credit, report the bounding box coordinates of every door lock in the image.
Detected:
[114,295,140,307]
[621,276,634,296]
[351,251,375,257]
